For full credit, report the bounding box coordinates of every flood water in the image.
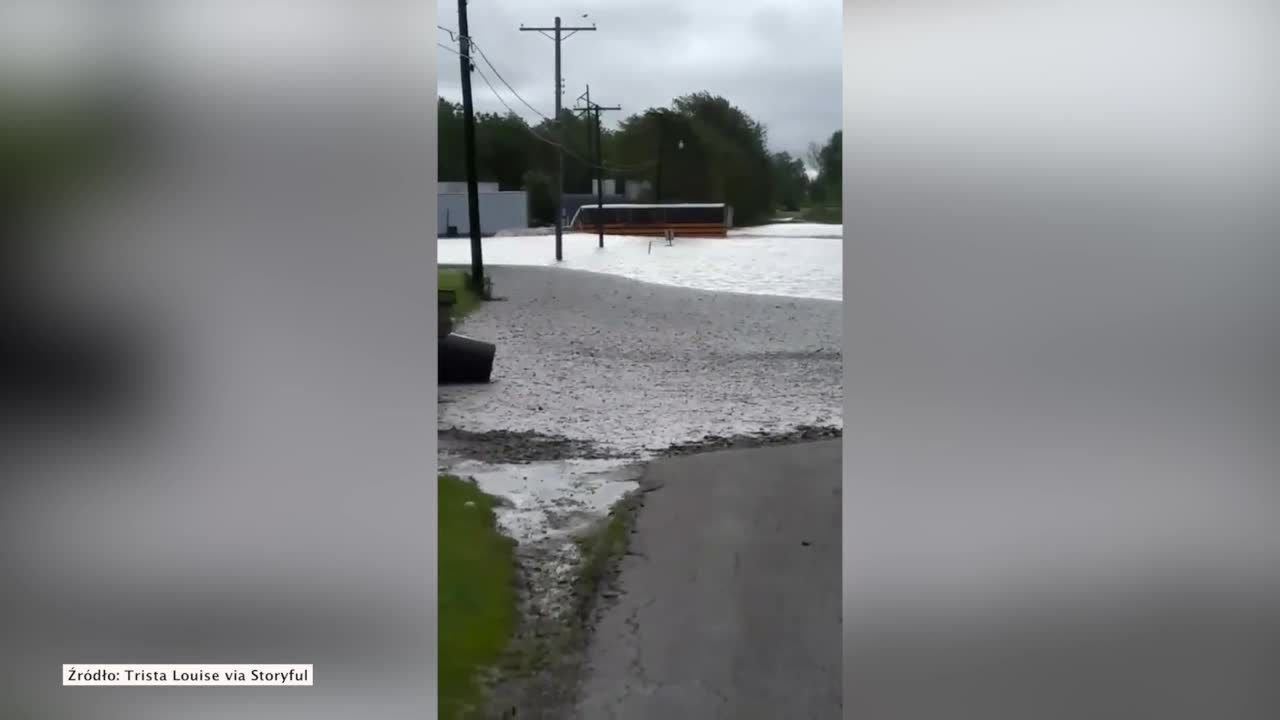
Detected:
[437,225,843,301]
[438,223,843,564]
[439,458,645,544]
[437,261,842,548]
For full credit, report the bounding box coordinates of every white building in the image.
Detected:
[591,178,653,201]
[438,182,529,236]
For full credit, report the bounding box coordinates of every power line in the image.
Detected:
[472,65,612,169]
[441,30,692,176]
[454,69,659,172]
[469,39,553,122]
[439,30,555,123]
[471,65,556,143]
[441,35,656,173]
[468,41,656,172]
[460,48,650,172]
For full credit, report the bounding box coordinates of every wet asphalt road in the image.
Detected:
[573,439,843,719]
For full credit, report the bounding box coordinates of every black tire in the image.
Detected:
[438,333,496,384]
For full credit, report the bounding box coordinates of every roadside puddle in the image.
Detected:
[438,457,643,545]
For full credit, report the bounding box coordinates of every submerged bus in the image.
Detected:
[569,203,732,238]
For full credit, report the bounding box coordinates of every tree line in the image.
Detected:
[439,92,841,226]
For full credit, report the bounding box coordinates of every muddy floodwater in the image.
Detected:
[437,232,842,680]
[438,225,842,301]
[438,232,843,545]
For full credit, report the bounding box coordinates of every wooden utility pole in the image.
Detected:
[591,106,619,247]
[457,0,484,293]
[654,111,665,203]
[520,17,596,262]
[593,107,605,247]
[575,86,621,249]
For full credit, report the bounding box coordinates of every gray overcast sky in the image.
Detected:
[2,1,838,161]
[437,0,842,164]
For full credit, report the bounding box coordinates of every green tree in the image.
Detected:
[522,169,554,225]
[475,111,533,189]
[437,98,465,182]
[438,92,835,227]
[808,130,841,205]
[616,109,711,203]
[771,151,809,212]
[526,109,599,194]
[672,93,774,225]
[608,94,776,223]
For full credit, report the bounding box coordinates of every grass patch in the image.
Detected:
[439,474,517,720]
[465,489,646,717]
[799,205,842,224]
[485,492,644,716]
[438,267,487,320]
[572,493,642,622]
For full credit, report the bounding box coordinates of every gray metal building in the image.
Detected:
[438,181,529,236]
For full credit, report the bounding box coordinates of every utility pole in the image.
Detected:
[575,86,620,249]
[458,0,484,294]
[653,111,664,203]
[520,17,596,262]
[593,106,604,247]
[594,105,619,246]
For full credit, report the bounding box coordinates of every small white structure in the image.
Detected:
[438,182,529,236]
[592,178,625,195]
[440,181,498,193]
[624,179,651,201]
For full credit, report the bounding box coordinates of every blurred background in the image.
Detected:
[843,1,1279,718]
[2,2,437,718]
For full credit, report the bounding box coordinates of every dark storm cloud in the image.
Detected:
[437,0,841,162]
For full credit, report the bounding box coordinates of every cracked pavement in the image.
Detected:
[572,440,843,719]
